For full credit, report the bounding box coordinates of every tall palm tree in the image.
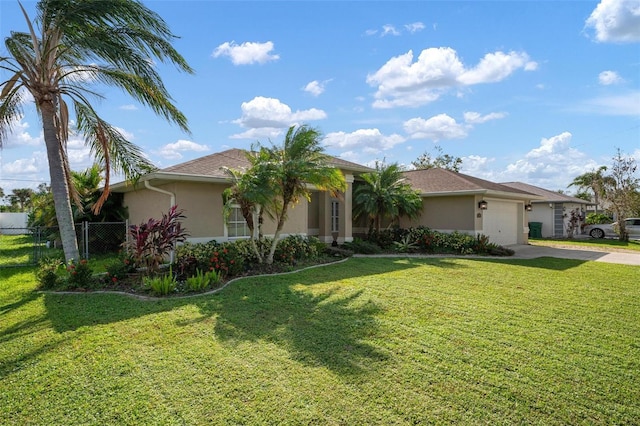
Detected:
[259,125,346,264]
[353,162,422,233]
[0,0,192,261]
[568,166,609,214]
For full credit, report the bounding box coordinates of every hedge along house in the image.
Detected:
[500,182,592,238]
[110,148,373,245]
[399,168,543,246]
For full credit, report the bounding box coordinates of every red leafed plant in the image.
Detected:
[125,205,189,276]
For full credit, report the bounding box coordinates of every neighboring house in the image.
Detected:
[110,148,372,245]
[399,169,542,246]
[501,182,591,238]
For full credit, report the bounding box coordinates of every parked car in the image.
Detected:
[584,218,640,239]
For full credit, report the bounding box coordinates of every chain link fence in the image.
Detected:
[0,221,127,268]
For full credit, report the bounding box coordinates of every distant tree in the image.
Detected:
[574,191,592,202]
[0,186,4,200]
[568,166,610,214]
[8,188,34,212]
[0,0,191,262]
[412,145,462,172]
[353,162,423,233]
[601,149,639,241]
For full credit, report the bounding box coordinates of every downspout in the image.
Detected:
[144,181,177,262]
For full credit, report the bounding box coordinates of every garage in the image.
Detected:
[482,200,519,246]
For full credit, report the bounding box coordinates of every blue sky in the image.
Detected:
[1,0,639,199]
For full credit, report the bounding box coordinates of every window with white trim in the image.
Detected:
[331,200,339,233]
[227,205,250,238]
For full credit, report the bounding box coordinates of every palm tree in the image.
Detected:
[0,0,192,261]
[222,150,277,263]
[353,162,423,233]
[258,125,346,264]
[568,166,609,214]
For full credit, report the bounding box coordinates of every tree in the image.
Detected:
[568,166,610,214]
[353,162,423,233]
[601,149,639,241]
[8,188,34,212]
[221,149,277,263]
[0,0,192,262]
[412,145,462,172]
[256,125,346,264]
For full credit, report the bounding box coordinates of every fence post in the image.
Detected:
[83,221,89,260]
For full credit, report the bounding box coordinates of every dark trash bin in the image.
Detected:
[528,222,542,238]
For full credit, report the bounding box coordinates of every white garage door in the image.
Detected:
[483,200,518,246]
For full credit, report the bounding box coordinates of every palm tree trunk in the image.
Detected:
[41,102,80,262]
[266,203,289,264]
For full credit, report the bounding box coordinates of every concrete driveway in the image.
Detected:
[508,244,640,266]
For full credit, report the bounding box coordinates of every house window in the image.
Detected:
[227,205,250,238]
[331,200,339,233]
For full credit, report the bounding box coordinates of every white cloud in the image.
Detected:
[212,41,279,65]
[468,132,601,189]
[463,111,507,124]
[2,157,41,174]
[403,114,468,141]
[303,79,332,96]
[324,128,405,155]
[229,127,284,141]
[598,70,624,85]
[367,47,536,108]
[581,90,640,116]
[381,25,400,36]
[585,0,640,43]
[232,96,327,130]
[120,104,138,111]
[458,51,537,85]
[158,140,209,160]
[2,118,42,148]
[405,22,425,33]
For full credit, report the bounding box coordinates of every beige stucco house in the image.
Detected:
[110,148,372,245]
[112,149,545,247]
[399,169,543,246]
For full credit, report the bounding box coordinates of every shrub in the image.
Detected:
[393,235,418,253]
[185,268,222,292]
[36,256,63,289]
[366,229,404,249]
[64,259,94,289]
[342,238,382,254]
[124,206,189,276]
[585,213,613,225]
[207,242,244,277]
[274,235,319,264]
[144,267,177,295]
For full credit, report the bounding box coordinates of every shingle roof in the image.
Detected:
[161,148,373,177]
[500,181,590,204]
[402,168,535,196]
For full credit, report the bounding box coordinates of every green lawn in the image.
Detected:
[1,256,638,424]
[530,237,640,252]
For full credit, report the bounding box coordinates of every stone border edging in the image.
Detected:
[39,256,352,301]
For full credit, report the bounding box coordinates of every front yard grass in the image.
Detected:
[529,237,640,252]
[1,256,638,424]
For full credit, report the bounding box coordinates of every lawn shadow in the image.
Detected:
[191,258,425,375]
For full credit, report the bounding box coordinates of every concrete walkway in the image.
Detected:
[508,244,640,266]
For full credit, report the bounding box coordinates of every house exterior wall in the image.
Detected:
[400,195,475,233]
[529,202,586,238]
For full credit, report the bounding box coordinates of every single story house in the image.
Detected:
[110,148,372,245]
[501,182,591,238]
[111,149,544,247]
[398,169,543,246]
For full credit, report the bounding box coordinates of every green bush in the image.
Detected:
[585,213,613,225]
[343,238,382,254]
[185,269,222,292]
[274,235,319,264]
[35,256,63,289]
[64,259,94,289]
[144,267,177,295]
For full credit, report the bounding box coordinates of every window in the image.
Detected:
[227,206,250,238]
[331,200,339,233]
